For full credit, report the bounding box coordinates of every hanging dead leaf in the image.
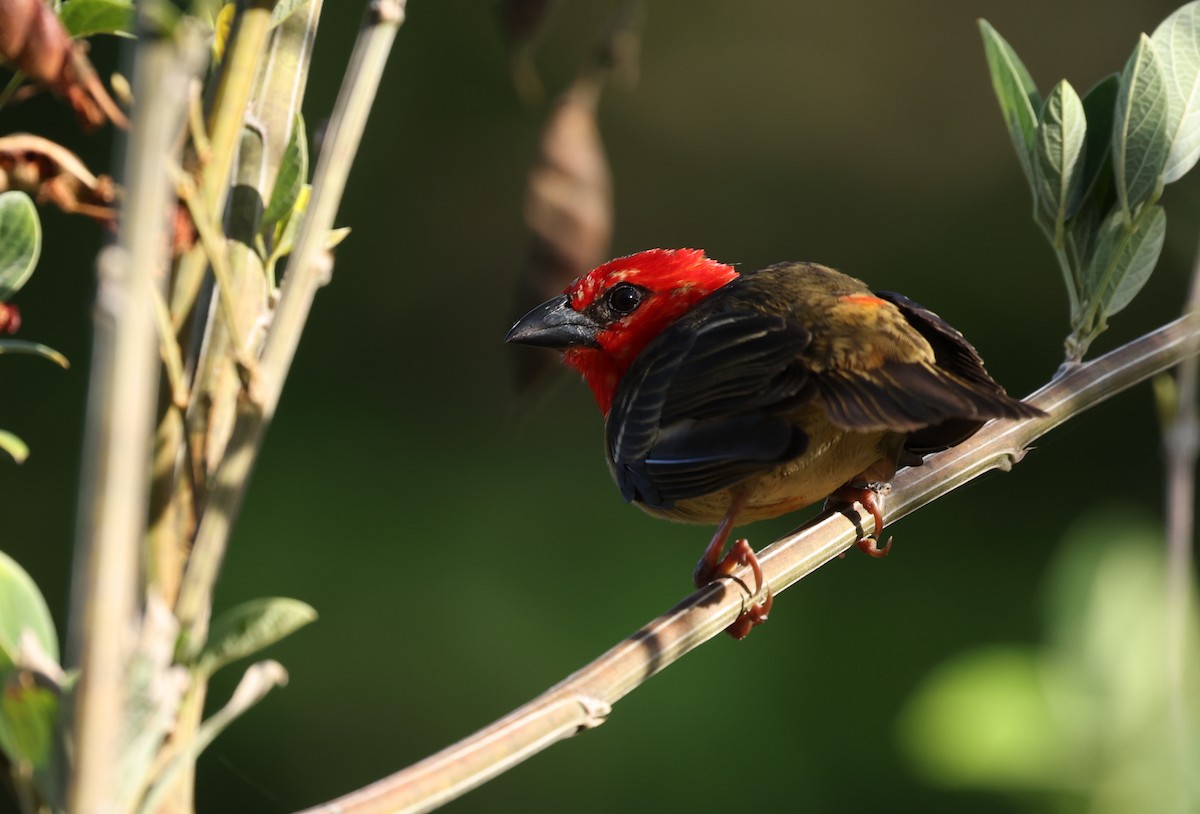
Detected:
[510,2,642,395]
[0,0,129,129]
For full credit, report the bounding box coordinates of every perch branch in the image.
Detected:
[294,310,1200,814]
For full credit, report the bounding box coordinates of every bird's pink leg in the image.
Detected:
[693,493,773,640]
[826,483,893,558]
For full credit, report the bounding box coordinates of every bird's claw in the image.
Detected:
[695,537,773,640]
[856,534,893,558]
[827,483,893,558]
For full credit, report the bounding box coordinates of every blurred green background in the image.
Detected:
[3,1,1199,811]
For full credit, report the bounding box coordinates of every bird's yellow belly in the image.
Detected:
[635,425,899,526]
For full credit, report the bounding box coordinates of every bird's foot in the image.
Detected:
[695,537,773,640]
[827,483,893,558]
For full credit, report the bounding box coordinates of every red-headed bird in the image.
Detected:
[506,249,1042,638]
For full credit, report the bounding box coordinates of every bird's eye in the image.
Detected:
[606,283,644,315]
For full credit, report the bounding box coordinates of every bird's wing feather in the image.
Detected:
[813,291,1043,435]
[607,310,811,508]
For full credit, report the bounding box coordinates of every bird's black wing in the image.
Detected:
[607,310,812,510]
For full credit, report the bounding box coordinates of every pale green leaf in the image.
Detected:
[261,113,308,232]
[0,551,59,673]
[198,597,316,676]
[0,430,29,464]
[1034,80,1088,245]
[1151,0,1200,182]
[59,0,135,38]
[1085,204,1166,319]
[0,676,57,768]
[0,340,70,368]
[270,0,309,27]
[325,227,351,250]
[979,20,1042,188]
[0,192,41,302]
[1114,35,1170,216]
[268,183,312,274]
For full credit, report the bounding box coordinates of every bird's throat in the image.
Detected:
[564,346,622,415]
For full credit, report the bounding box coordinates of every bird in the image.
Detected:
[505,248,1043,638]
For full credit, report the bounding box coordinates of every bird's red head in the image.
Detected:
[506,248,738,414]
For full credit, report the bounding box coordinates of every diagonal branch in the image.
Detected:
[294,310,1200,814]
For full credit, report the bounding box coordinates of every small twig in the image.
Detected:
[173,167,256,381]
[174,0,407,647]
[151,285,189,408]
[294,311,1200,814]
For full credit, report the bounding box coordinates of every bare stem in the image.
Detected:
[293,311,1200,814]
[1164,251,1200,793]
[65,26,202,814]
[174,0,407,648]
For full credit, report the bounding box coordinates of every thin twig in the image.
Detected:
[294,311,1200,814]
[170,0,275,327]
[151,285,189,408]
[172,167,255,375]
[174,0,407,648]
[64,27,203,814]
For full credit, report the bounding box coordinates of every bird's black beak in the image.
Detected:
[505,295,601,349]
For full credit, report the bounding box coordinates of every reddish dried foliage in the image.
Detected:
[0,303,21,334]
[0,133,117,221]
[0,0,127,129]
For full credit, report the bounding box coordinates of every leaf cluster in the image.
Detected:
[981,3,1200,361]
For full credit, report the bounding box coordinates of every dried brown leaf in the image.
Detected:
[0,133,118,221]
[0,0,128,129]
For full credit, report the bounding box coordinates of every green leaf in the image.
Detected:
[266,183,312,283]
[0,674,58,768]
[0,551,59,674]
[0,430,29,464]
[0,340,70,368]
[59,0,135,38]
[979,20,1042,188]
[198,597,316,676]
[1034,80,1088,245]
[1114,35,1170,217]
[1067,76,1121,269]
[898,647,1064,788]
[261,113,308,233]
[326,226,351,250]
[1076,75,1120,209]
[0,192,41,302]
[1085,204,1166,320]
[271,0,309,27]
[212,3,235,64]
[1151,0,1200,183]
